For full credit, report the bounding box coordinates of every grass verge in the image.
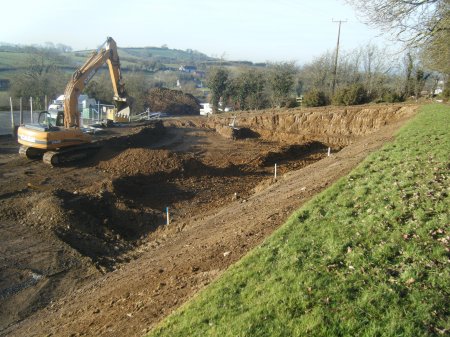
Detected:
[147,104,449,337]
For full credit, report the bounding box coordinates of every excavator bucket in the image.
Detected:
[117,106,130,118]
[106,106,130,123]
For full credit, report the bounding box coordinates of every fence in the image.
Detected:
[0,97,115,136]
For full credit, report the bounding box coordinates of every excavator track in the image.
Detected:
[19,145,46,160]
[42,143,101,166]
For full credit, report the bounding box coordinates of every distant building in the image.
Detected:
[199,102,232,116]
[200,103,212,116]
[48,94,97,113]
[193,70,206,78]
[179,65,197,73]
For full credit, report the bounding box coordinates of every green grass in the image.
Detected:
[147,104,450,337]
[0,47,211,72]
[123,47,212,62]
[0,91,12,109]
[0,51,31,69]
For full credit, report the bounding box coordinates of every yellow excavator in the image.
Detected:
[17,37,130,165]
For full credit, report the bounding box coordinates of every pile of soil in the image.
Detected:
[20,188,160,269]
[99,149,186,176]
[214,125,259,140]
[98,148,209,179]
[147,87,200,115]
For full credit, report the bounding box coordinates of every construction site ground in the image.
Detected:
[0,104,417,337]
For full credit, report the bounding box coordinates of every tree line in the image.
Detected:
[207,43,447,112]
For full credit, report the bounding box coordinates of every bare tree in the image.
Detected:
[266,62,298,108]
[10,48,68,109]
[346,0,448,46]
[124,72,148,113]
[360,45,393,95]
[299,45,403,102]
[421,25,450,74]
[299,52,334,95]
[346,0,450,74]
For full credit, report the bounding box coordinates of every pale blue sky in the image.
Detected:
[1,0,392,64]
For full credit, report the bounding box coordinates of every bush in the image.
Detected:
[381,91,405,103]
[440,80,450,101]
[283,97,299,108]
[303,89,329,107]
[332,84,369,106]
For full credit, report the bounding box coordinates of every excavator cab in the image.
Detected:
[37,111,65,128]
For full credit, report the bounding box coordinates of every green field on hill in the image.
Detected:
[148,104,449,337]
[0,45,215,74]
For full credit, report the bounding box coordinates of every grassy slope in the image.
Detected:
[123,47,212,62]
[148,104,450,337]
[0,51,31,70]
[0,47,211,71]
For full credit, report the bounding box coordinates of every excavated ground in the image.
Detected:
[0,104,417,337]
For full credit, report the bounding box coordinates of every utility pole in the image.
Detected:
[331,19,346,95]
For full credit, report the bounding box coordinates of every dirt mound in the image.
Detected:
[22,188,159,270]
[99,149,184,176]
[24,192,70,229]
[214,125,235,139]
[147,87,200,115]
[98,149,209,179]
[215,125,260,140]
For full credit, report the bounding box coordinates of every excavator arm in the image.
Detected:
[63,37,128,128]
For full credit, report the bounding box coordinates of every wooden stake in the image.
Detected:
[30,97,33,123]
[9,97,15,136]
[19,97,23,125]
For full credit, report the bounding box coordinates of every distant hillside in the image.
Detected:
[0,43,265,79]
[123,47,213,63]
[0,44,216,78]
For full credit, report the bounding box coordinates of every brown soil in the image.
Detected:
[146,87,200,115]
[0,104,417,337]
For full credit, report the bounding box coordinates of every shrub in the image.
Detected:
[381,91,405,103]
[332,84,369,106]
[440,80,450,101]
[303,89,329,107]
[283,97,299,108]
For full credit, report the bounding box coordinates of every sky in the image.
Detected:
[0,0,393,64]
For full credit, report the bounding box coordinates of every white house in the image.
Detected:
[200,102,233,116]
[200,103,213,116]
[48,94,97,112]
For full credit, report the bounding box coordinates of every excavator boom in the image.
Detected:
[64,37,128,128]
